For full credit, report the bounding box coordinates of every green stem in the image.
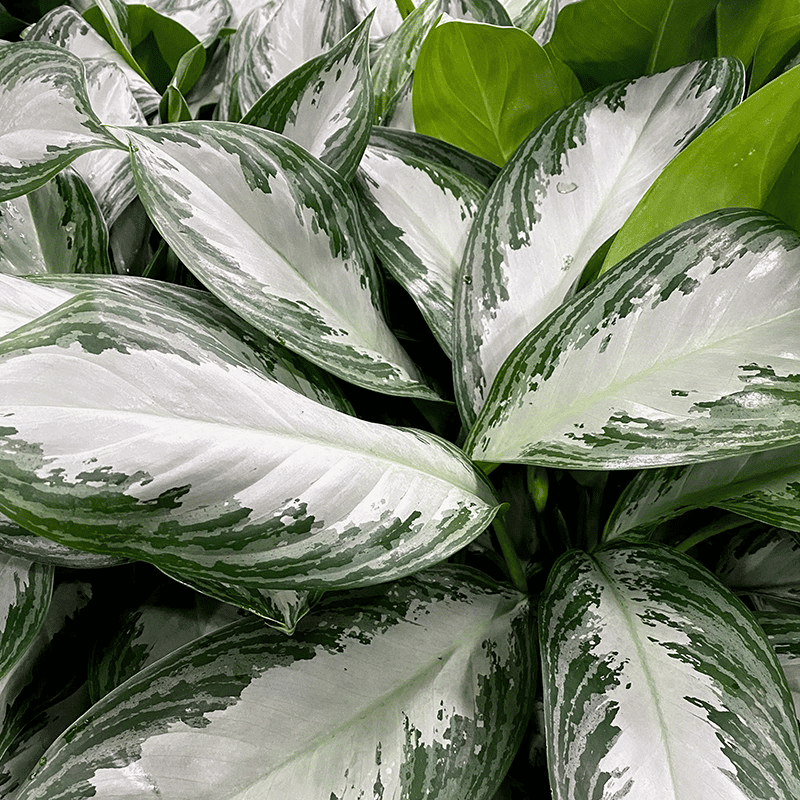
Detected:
[394,0,415,18]
[493,515,528,594]
[675,512,744,553]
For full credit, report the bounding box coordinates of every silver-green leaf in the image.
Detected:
[17,565,534,800]
[454,58,744,424]
[353,128,490,357]
[540,542,800,800]
[241,14,374,182]
[0,42,123,202]
[123,121,437,398]
[0,286,500,609]
[466,209,800,469]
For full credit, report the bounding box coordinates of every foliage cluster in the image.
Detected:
[2,0,800,798]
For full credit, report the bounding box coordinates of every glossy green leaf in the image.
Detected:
[136,0,233,46]
[757,612,800,719]
[0,169,112,276]
[751,15,800,91]
[220,0,354,120]
[17,566,534,800]
[413,20,581,166]
[0,286,500,608]
[353,128,490,356]
[716,525,800,609]
[605,62,800,269]
[466,210,800,469]
[24,5,161,116]
[717,0,797,66]
[0,553,52,680]
[605,444,800,542]
[0,42,123,202]
[241,14,374,182]
[371,0,442,124]
[540,542,800,800]
[647,0,717,73]
[454,59,743,425]
[544,0,671,87]
[123,121,437,398]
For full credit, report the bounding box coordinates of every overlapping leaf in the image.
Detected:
[221,0,354,119]
[0,285,499,613]
[0,554,52,680]
[353,128,490,356]
[137,0,233,45]
[0,274,73,337]
[757,612,800,718]
[123,121,436,397]
[466,210,800,469]
[241,14,374,182]
[24,5,161,116]
[17,566,534,800]
[0,169,111,276]
[0,42,123,202]
[454,59,744,425]
[716,525,800,609]
[605,62,800,268]
[605,444,800,541]
[540,542,800,800]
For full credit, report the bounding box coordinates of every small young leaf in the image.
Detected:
[604,62,800,269]
[123,121,436,398]
[466,210,800,469]
[17,566,534,800]
[541,543,800,800]
[413,19,581,166]
[241,14,374,182]
[454,58,743,425]
[0,42,123,202]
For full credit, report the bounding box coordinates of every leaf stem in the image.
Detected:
[493,515,528,594]
[674,512,744,553]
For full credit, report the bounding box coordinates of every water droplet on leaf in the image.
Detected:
[556,181,578,194]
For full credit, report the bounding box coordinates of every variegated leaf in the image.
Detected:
[221,0,355,119]
[123,121,436,398]
[466,210,800,469]
[17,565,534,800]
[0,553,52,679]
[371,0,442,124]
[0,274,73,336]
[540,542,800,800]
[351,0,403,37]
[72,58,145,225]
[757,612,800,720]
[241,14,374,182]
[353,129,490,356]
[132,0,234,45]
[442,0,513,24]
[0,168,112,276]
[605,444,800,541]
[89,580,247,703]
[0,512,128,569]
[716,525,800,609]
[0,578,94,798]
[0,42,123,202]
[24,6,161,116]
[0,287,499,608]
[25,272,356,413]
[454,58,744,424]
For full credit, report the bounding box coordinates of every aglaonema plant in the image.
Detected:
[2,1,800,798]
